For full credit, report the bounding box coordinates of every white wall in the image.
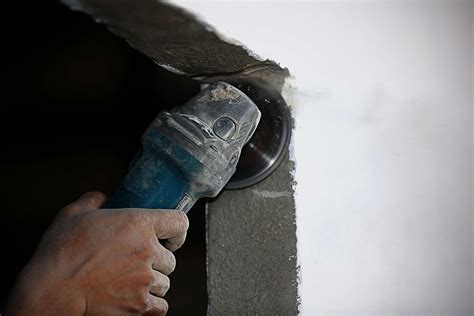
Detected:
[175,1,473,314]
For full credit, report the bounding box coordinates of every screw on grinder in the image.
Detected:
[105,82,261,213]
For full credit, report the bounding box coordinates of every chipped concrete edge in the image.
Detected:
[282,75,302,312]
[205,73,299,314]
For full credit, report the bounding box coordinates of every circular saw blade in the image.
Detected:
[225,80,292,189]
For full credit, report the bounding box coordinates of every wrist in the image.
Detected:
[6,260,86,316]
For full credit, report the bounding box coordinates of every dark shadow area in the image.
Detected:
[1,1,206,315]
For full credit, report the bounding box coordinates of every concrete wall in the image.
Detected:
[176,1,473,315]
[58,0,298,313]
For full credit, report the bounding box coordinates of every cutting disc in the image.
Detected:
[226,80,292,189]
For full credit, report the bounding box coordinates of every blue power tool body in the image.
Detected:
[105,82,261,212]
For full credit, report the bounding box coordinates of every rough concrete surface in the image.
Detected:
[207,155,298,315]
[61,0,287,85]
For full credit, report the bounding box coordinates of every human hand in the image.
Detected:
[6,191,189,315]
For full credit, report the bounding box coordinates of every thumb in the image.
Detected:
[61,191,107,215]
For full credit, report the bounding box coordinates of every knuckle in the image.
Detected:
[176,212,189,232]
[126,209,141,219]
[142,270,155,288]
[131,292,150,313]
[83,191,106,203]
[83,191,104,198]
[135,245,156,261]
[151,272,170,297]
[155,273,170,293]
[157,299,169,315]
[165,251,176,274]
[161,275,170,293]
[125,210,147,226]
[122,210,137,222]
[157,248,176,275]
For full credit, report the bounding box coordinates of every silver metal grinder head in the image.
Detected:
[163,82,261,195]
[225,80,292,189]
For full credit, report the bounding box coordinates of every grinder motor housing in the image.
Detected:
[105,82,261,213]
